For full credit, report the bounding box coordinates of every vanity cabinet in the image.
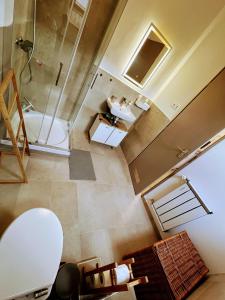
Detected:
[89,114,128,147]
[105,128,127,147]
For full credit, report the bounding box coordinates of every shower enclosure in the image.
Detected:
[0,0,120,154]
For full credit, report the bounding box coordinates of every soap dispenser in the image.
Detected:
[135,95,151,111]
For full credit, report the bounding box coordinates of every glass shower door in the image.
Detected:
[38,0,90,149]
[11,0,89,149]
[9,0,120,151]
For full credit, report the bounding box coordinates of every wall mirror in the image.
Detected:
[123,24,171,88]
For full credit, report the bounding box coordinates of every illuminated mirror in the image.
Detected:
[123,24,171,88]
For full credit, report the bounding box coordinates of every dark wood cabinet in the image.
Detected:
[129,68,225,194]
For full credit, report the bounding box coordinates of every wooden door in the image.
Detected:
[129,68,225,194]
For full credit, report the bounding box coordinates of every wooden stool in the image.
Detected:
[82,258,148,296]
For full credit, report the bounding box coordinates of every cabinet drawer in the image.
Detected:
[90,122,114,143]
[105,129,128,147]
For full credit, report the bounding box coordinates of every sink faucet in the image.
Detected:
[120,97,133,108]
[120,97,127,105]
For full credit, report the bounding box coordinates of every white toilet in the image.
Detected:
[0,208,63,300]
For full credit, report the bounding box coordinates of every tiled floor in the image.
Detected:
[187,274,225,300]
[70,130,158,264]
[1,131,224,299]
[0,130,158,299]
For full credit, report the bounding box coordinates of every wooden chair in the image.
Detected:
[82,258,148,296]
[0,69,30,183]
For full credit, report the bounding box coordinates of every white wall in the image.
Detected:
[154,5,225,120]
[100,0,225,119]
[73,68,140,133]
[0,0,14,27]
[145,138,225,274]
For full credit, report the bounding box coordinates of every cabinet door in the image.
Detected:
[129,68,225,194]
[105,128,128,147]
[91,123,114,143]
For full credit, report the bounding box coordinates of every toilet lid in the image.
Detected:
[0,208,63,300]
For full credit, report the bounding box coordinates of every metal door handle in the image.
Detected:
[55,62,63,86]
[90,73,98,89]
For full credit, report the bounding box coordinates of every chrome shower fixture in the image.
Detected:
[16,37,33,53]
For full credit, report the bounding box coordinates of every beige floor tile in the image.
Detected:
[0,130,159,276]
[0,184,21,236]
[14,180,51,216]
[62,224,81,263]
[91,151,132,187]
[0,154,29,182]
[50,181,78,227]
[80,224,156,270]
[114,147,129,165]
[206,274,225,282]
[77,182,104,232]
[26,154,54,180]
[90,152,113,185]
[0,184,20,205]
[188,275,225,300]
[26,153,69,181]
[90,141,112,156]
[77,182,125,233]
[114,191,152,227]
[71,129,91,152]
[80,229,114,265]
[107,224,156,262]
[3,129,225,300]
[51,157,70,181]
[107,156,132,187]
[107,226,137,262]
[134,223,157,249]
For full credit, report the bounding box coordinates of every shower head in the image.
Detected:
[16,37,33,53]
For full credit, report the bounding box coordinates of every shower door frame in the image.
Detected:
[2,0,92,152]
[43,0,92,146]
[30,0,92,150]
[1,0,128,155]
[68,0,128,133]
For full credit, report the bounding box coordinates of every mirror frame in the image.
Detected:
[123,23,172,88]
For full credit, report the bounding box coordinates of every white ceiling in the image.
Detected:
[100,0,225,119]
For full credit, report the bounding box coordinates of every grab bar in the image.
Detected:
[55,62,63,86]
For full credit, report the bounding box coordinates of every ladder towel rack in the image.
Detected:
[0,69,30,183]
[148,179,212,231]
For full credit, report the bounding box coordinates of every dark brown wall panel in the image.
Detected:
[130,68,225,194]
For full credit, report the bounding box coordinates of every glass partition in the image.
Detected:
[4,0,120,151]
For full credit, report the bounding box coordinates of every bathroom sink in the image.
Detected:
[107,97,136,123]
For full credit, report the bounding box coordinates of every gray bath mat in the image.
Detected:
[69,149,96,180]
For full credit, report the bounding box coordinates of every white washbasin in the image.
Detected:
[107,97,136,123]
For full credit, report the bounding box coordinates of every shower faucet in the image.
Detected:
[16,37,33,53]
[16,36,34,83]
